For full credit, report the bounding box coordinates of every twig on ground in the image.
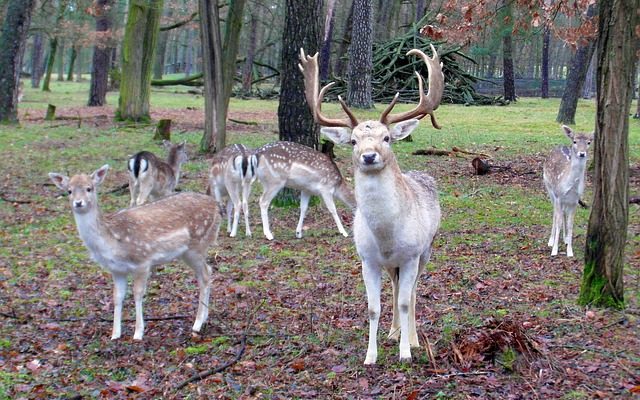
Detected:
[107,183,129,194]
[228,118,258,126]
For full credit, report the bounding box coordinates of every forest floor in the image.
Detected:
[1,93,639,399]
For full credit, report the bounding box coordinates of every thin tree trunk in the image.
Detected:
[153,7,172,80]
[75,47,83,81]
[346,0,373,108]
[88,0,114,106]
[333,1,354,78]
[541,26,550,98]
[42,37,58,92]
[501,0,516,101]
[66,45,77,81]
[241,8,259,95]
[0,0,35,123]
[319,0,336,80]
[30,32,44,88]
[221,0,247,110]
[57,39,65,81]
[278,0,322,148]
[579,0,637,308]
[582,51,596,99]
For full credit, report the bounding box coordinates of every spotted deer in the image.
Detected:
[127,140,188,207]
[208,144,258,237]
[543,125,593,257]
[299,45,444,364]
[49,165,221,340]
[254,141,355,240]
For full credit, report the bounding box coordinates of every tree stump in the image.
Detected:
[472,157,491,175]
[153,119,171,141]
[45,104,56,121]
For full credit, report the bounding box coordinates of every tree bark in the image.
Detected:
[278,0,321,148]
[501,0,516,102]
[56,39,65,81]
[346,0,373,108]
[198,0,225,153]
[153,7,172,80]
[556,4,597,124]
[30,32,44,88]
[579,0,637,309]
[221,0,247,108]
[117,0,164,122]
[241,8,259,95]
[66,45,77,81]
[88,0,114,106]
[333,1,354,78]
[42,37,58,92]
[319,0,336,80]
[541,26,550,98]
[0,0,35,124]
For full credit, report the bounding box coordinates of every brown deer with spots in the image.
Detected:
[254,141,355,240]
[49,165,221,340]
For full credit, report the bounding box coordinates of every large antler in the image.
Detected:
[379,44,444,129]
[298,49,358,128]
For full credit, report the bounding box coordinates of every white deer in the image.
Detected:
[208,143,258,237]
[298,45,444,364]
[254,141,355,240]
[49,165,221,340]
[127,140,188,207]
[543,125,593,257]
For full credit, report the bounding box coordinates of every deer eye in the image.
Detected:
[573,141,577,144]
[587,141,591,145]
[383,136,390,143]
[67,190,72,195]
[86,187,92,193]
[350,139,357,146]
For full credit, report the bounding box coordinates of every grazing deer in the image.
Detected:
[254,141,355,240]
[127,140,188,207]
[298,44,444,364]
[49,165,221,340]
[543,125,593,257]
[208,143,258,237]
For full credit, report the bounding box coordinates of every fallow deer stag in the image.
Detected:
[543,125,593,257]
[208,143,258,237]
[127,140,188,207]
[254,141,355,240]
[299,44,444,364]
[49,165,221,340]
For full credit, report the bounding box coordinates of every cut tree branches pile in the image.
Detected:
[326,31,506,106]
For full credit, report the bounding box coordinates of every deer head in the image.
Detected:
[561,125,593,160]
[49,165,109,215]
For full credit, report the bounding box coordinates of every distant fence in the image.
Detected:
[474,78,595,99]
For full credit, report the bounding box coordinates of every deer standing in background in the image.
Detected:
[127,140,188,207]
[208,143,258,237]
[543,125,593,257]
[49,165,221,340]
[299,45,444,364]
[254,141,355,240]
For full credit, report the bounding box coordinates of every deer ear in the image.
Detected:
[562,125,574,139]
[321,127,351,145]
[391,119,419,142]
[91,164,109,186]
[48,172,69,191]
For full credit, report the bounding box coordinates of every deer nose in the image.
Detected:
[74,200,84,208]
[362,153,377,165]
[578,152,586,158]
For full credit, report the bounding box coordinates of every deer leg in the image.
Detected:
[565,206,577,257]
[362,261,382,365]
[183,251,211,332]
[409,277,420,348]
[320,192,348,237]
[296,191,311,238]
[111,273,127,340]
[132,268,150,340]
[551,200,562,256]
[228,187,242,238]
[387,268,400,341]
[241,181,253,237]
[259,182,284,240]
[128,177,138,207]
[547,194,557,247]
[397,260,420,362]
[136,182,153,206]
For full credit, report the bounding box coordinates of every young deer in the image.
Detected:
[127,140,188,207]
[543,125,593,257]
[254,141,355,240]
[208,143,258,237]
[49,165,221,340]
[299,45,444,364]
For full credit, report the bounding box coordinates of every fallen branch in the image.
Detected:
[107,183,129,194]
[228,118,258,126]
[413,147,490,158]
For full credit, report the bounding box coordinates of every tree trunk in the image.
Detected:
[30,32,44,88]
[241,8,259,95]
[556,4,597,124]
[66,45,77,81]
[582,52,596,99]
[117,0,164,122]
[198,0,225,153]
[333,1,354,78]
[319,0,336,80]
[501,0,516,101]
[42,37,58,92]
[579,0,637,309]
[153,7,172,80]
[75,46,83,81]
[221,0,247,109]
[0,0,35,124]
[57,39,65,81]
[346,0,373,108]
[278,0,321,148]
[541,26,550,98]
[88,0,114,106]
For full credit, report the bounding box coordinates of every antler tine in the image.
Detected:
[380,44,444,129]
[298,48,358,129]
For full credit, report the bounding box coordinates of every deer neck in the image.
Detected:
[166,151,183,175]
[72,206,115,257]
[355,161,407,221]
[565,155,587,187]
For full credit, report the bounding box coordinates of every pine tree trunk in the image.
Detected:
[346,0,373,109]
[278,0,321,148]
[198,0,225,153]
[66,45,77,81]
[319,0,336,80]
[501,0,516,101]
[88,0,114,106]
[57,39,65,81]
[556,4,597,124]
[579,0,637,309]
[0,0,35,124]
[241,9,259,95]
[541,26,550,98]
[30,32,44,88]
[117,0,164,122]
[42,37,58,92]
